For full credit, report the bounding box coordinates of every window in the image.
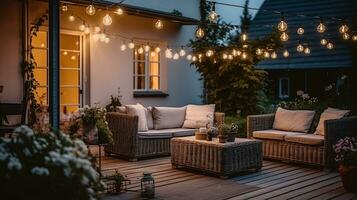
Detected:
[133,45,160,91]
[279,77,290,99]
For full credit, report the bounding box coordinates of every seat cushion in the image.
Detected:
[183,104,215,129]
[146,106,154,130]
[285,134,324,145]
[273,107,315,133]
[253,129,305,141]
[171,129,196,137]
[138,128,195,139]
[152,106,186,129]
[314,107,351,136]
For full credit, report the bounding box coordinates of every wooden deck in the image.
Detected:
[100,154,357,200]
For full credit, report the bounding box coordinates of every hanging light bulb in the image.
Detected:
[195,27,205,39]
[165,48,173,58]
[232,49,238,56]
[138,47,144,54]
[150,51,156,57]
[241,52,248,60]
[99,33,106,42]
[144,45,150,52]
[316,18,326,33]
[342,33,350,40]
[352,35,357,41]
[192,55,197,62]
[103,12,112,26]
[320,38,328,45]
[339,24,349,34]
[79,24,86,31]
[297,42,304,52]
[256,48,263,55]
[86,4,96,16]
[61,4,68,12]
[236,50,242,56]
[283,50,289,57]
[154,19,164,30]
[94,26,101,33]
[115,7,124,15]
[326,42,334,49]
[173,53,180,60]
[155,47,161,53]
[277,13,287,32]
[206,49,214,57]
[280,32,289,42]
[241,33,248,41]
[179,48,186,57]
[222,53,228,60]
[104,37,110,44]
[128,42,135,49]
[93,34,100,42]
[68,15,75,22]
[120,44,126,51]
[186,54,192,60]
[84,26,90,35]
[264,51,270,58]
[271,52,277,59]
[304,47,311,54]
[208,2,218,22]
[297,26,304,35]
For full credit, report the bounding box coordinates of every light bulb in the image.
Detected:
[104,37,110,44]
[222,53,228,60]
[61,4,68,12]
[320,38,327,45]
[342,33,350,40]
[256,48,263,56]
[173,53,180,60]
[237,50,242,56]
[264,51,270,58]
[155,47,161,53]
[206,50,214,57]
[304,47,310,54]
[352,35,357,41]
[227,54,232,60]
[144,45,150,52]
[138,47,144,54]
[283,50,289,57]
[99,33,106,42]
[198,54,203,59]
[192,55,197,62]
[232,49,237,56]
[94,26,101,33]
[297,44,304,52]
[165,49,172,58]
[195,27,205,39]
[93,34,100,41]
[208,10,218,22]
[103,13,112,26]
[278,20,287,32]
[63,51,68,56]
[120,44,126,51]
[128,42,135,49]
[179,49,186,57]
[155,19,164,30]
[150,51,156,57]
[271,52,277,59]
[86,4,96,16]
[339,24,349,34]
[326,42,334,49]
[186,54,192,60]
[79,24,86,31]
[115,7,123,15]
[241,52,248,60]
[241,33,248,41]
[84,26,90,34]
[68,15,75,22]
[280,32,289,42]
[316,23,326,33]
[297,27,304,35]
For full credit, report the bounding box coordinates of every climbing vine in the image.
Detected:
[22,12,48,125]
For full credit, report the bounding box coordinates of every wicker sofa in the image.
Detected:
[247,113,357,169]
[105,111,225,161]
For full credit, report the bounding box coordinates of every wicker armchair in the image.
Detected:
[105,112,225,161]
[247,114,357,169]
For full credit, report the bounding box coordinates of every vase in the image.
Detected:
[227,133,236,142]
[339,164,357,192]
[83,125,99,145]
[218,135,227,143]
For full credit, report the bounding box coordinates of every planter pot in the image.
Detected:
[83,125,99,145]
[227,133,236,142]
[218,135,228,143]
[339,164,357,192]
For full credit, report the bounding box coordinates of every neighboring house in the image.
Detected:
[249,0,357,100]
[0,0,203,118]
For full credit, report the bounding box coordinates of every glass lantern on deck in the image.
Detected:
[141,172,155,198]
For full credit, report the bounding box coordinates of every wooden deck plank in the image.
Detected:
[331,192,357,200]
[310,187,347,200]
[290,182,343,200]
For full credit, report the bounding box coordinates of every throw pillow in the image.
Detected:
[152,106,186,129]
[116,106,127,113]
[125,104,148,132]
[314,107,351,136]
[273,107,315,133]
[146,106,154,130]
[182,104,215,129]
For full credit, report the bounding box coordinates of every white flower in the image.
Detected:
[14,125,34,137]
[296,90,304,96]
[31,167,50,176]
[7,157,22,171]
[302,93,310,99]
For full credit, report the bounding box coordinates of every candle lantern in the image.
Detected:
[140,172,155,198]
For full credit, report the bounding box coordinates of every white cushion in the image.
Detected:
[182,104,215,129]
[152,106,186,129]
[146,106,154,130]
[285,134,324,145]
[116,106,127,113]
[273,107,315,133]
[314,107,350,136]
[125,104,148,132]
[253,129,305,141]
[138,128,195,139]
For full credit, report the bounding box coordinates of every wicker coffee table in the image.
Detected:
[171,136,262,177]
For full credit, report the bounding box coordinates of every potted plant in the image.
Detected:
[218,124,239,142]
[103,170,127,194]
[218,124,229,143]
[105,87,122,112]
[333,137,357,192]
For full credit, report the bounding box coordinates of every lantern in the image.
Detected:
[141,172,155,198]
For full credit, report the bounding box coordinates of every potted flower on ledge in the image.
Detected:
[218,123,239,143]
[333,137,357,192]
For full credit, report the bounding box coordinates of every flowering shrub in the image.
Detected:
[333,137,357,166]
[0,126,104,200]
[277,90,320,111]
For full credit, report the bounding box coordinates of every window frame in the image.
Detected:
[279,77,290,99]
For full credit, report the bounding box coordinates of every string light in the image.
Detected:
[186,54,192,60]
[94,26,101,33]
[283,50,289,57]
[179,47,186,56]
[150,51,156,57]
[208,2,218,22]
[68,15,75,22]
[93,34,100,41]
[352,35,357,41]
[339,24,349,34]
[195,27,205,39]
[155,19,164,29]
[316,18,326,33]
[79,24,86,31]
[128,42,135,49]
[241,52,248,60]
[103,12,113,26]
[155,47,161,53]
[115,7,124,15]
[277,13,287,32]
[104,37,110,43]
[165,49,173,58]
[241,32,248,41]
[320,38,327,45]
[144,45,150,52]
[297,42,304,52]
[120,44,126,51]
[138,47,144,54]
[222,53,228,59]
[264,51,270,58]
[256,48,263,56]
[84,26,90,34]
[173,53,180,60]
[99,33,106,42]
[61,4,68,12]
[342,33,350,40]
[232,49,238,56]
[206,49,214,57]
[86,3,96,16]
[237,50,242,56]
[304,47,311,54]
[271,52,277,59]
[326,42,334,49]
[280,32,289,42]
[297,26,304,35]
[191,55,197,62]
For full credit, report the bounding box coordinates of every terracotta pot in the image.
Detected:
[339,164,357,192]
[227,133,236,142]
[218,135,227,143]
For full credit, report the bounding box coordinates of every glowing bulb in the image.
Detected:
[316,23,326,33]
[155,19,164,30]
[173,53,180,60]
[227,54,233,60]
[179,49,186,57]
[68,15,75,22]
[320,38,327,45]
[155,47,161,53]
[236,50,242,56]
[71,55,76,60]
[256,48,263,56]
[326,42,334,49]
[99,33,106,42]
[297,44,304,52]
[297,27,304,35]
[208,10,218,22]
[84,26,90,34]
[61,4,68,12]
[115,7,123,15]
[304,47,310,54]
[103,13,112,26]
[165,49,172,58]
[138,47,144,54]
[241,52,248,60]
[86,4,96,16]
[63,51,68,56]
[206,50,214,57]
[195,27,205,39]
[264,51,270,58]
[283,50,289,57]
[339,24,349,34]
[150,51,156,57]
[232,49,237,56]
[342,33,350,40]
[271,52,277,59]
[144,45,150,52]
[241,33,248,41]
[93,34,100,41]
[128,42,135,49]
[94,26,101,33]
[222,53,228,59]
[186,54,192,60]
[192,55,197,62]
[280,32,289,42]
[352,35,357,41]
[79,24,86,31]
[278,20,287,32]
[104,37,110,44]
[120,44,126,51]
